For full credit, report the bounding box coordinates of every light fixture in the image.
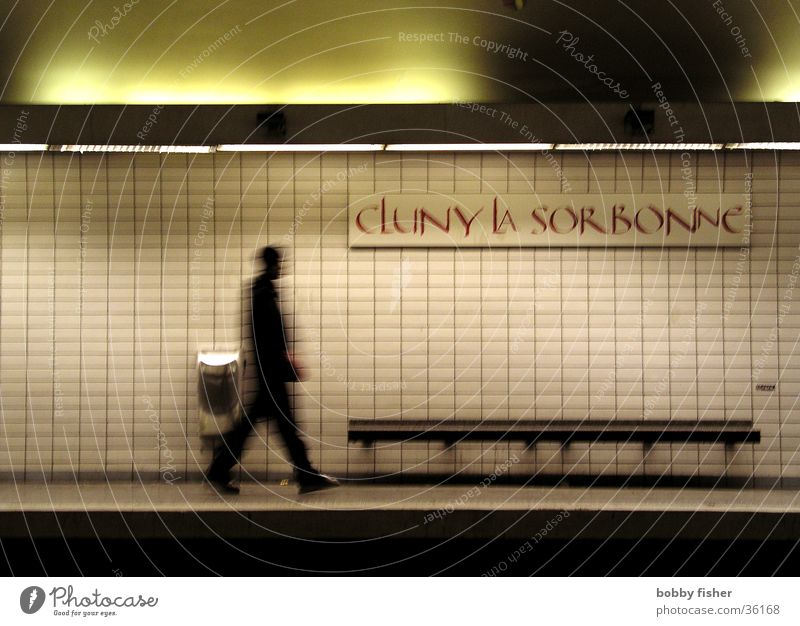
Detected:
[216,144,384,152]
[3,142,799,155]
[0,144,48,151]
[623,109,655,137]
[51,144,213,153]
[385,143,554,151]
[725,142,800,150]
[554,143,725,151]
[197,351,240,366]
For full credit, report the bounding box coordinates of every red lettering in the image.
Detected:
[722,206,744,233]
[693,207,720,230]
[419,208,450,236]
[665,208,694,235]
[495,210,517,233]
[549,206,578,234]
[634,205,664,234]
[612,204,631,234]
[393,207,410,234]
[492,198,517,233]
[580,207,606,234]
[453,206,483,237]
[531,207,547,234]
[355,205,378,233]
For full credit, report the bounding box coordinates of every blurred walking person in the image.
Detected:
[206,246,338,494]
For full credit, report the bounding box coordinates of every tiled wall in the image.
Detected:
[0,150,798,484]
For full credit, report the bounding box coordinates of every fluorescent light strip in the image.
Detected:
[554,143,725,151]
[9,142,800,155]
[52,144,212,153]
[386,143,554,151]
[0,144,48,151]
[217,144,383,152]
[726,142,800,150]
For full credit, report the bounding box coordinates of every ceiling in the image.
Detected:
[1,0,799,104]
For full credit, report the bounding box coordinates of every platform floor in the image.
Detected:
[3,481,800,574]
[1,480,800,512]
[1,481,800,540]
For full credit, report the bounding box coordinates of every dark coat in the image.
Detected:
[251,274,297,382]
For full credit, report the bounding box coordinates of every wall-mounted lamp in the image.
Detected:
[623,108,655,137]
[256,110,287,138]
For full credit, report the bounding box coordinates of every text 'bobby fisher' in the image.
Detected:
[657,587,733,601]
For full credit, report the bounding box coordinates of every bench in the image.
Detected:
[348,418,760,446]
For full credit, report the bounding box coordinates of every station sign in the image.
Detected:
[348,194,750,247]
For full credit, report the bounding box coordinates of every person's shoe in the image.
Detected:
[297,471,339,494]
[204,469,240,495]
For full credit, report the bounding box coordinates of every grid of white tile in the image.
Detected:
[0,150,797,483]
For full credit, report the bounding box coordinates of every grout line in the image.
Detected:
[399,153,403,476]
[1,148,5,475]
[104,155,109,477]
[373,151,377,476]
[50,151,56,480]
[184,152,190,478]
[693,158,699,463]
[748,155,755,485]
[667,153,674,479]
[131,155,137,481]
[23,153,28,482]
[427,154,431,474]
[721,151,729,477]
[157,155,163,479]
[238,151,243,480]
[640,162,645,476]
[532,153,537,470]
[560,245,564,476]
[78,155,83,478]
[777,151,784,487]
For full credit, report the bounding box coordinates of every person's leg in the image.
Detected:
[267,381,338,492]
[207,407,257,480]
[265,380,315,477]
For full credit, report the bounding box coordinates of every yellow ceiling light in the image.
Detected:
[37,73,471,105]
[6,0,800,105]
[280,72,469,104]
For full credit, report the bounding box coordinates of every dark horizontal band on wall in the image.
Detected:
[1,102,799,145]
[348,419,761,444]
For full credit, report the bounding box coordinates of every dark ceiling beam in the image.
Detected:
[0,103,798,145]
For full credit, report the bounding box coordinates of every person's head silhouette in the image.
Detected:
[261,246,281,280]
